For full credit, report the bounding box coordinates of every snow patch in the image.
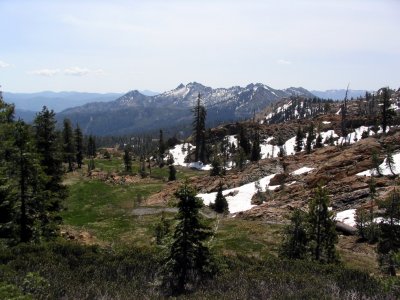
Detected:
[197,174,277,213]
[357,152,400,176]
[291,167,314,175]
[336,209,356,227]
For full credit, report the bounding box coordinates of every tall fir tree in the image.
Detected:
[295,126,304,152]
[163,184,214,294]
[213,183,229,214]
[159,129,166,166]
[305,123,315,154]
[11,121,47,243]
[378,189,400,276]
[123,146,132,173]
[0,92,17,241]
[87,135,96,157]
[192,93,207,163]
[307,185,338,263]
[62,119,75,172]
[168,165,177,181]
[381,87,392,134]
[33,106,66,239]
[74,124,83,169]
[238,125,251,156]
[250,128,261,162]
[385,145,396,176]
[280,209,308,259]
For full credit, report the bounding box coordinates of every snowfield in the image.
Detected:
[357,152,400,176]
[197,174,278,213]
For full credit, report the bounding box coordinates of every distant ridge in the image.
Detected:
[311,89,370,100]
[57,82,315,136]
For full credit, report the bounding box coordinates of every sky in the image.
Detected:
[0,0,399,93]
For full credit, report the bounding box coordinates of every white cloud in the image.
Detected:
[29,69,60,76]
[64,67,105,76]
[277,59,292,65]
[64,66,90,76]
[0,60,11,68]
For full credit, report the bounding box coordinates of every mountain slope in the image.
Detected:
[57,82,315,136]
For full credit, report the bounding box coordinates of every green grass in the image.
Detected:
[62,176,164,244]
[211,218,282,258]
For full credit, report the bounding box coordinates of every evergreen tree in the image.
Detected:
[385,145,396,176]
[381,87,392,134]
[378,189,400,276]
[295,126,304,152]
[192,93,207,163]
[250,128,261,162]
[210,156,221,177]
[235,147,246,171]
[307,185,338,263]
[163,184,214,294]
[238,126,251,156]
[0,94,16,241]
[123,147,132,173]
[280,209,308,259]
[168,165,176,181]
[62,119,75,172]
[87,135,96,157]
[11,121,47,243]
[315,134,323,148]
[87,135,96,171]
[213,183,229,214]
[305,123,315,154]
[372,150,382,176]
[33,106,65,239]
[74,125,83,169]
[158,129,166,167]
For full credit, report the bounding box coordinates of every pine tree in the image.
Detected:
[315,134,323,148]
[12,121,47,243]
[213,183,229,214]
[238,126,251,156]
[62,119,75,172]
[168,165,176,181]
[192,94,207,163]
[87,135,96,157]
[33,106,65,239]
[372,150,382,176]
[123,147,132,173]
[385,145,396,176]
[74,125,83,169]
[377,189,400,276]
[280,209,308,259]
[210,156,221,177]
[158,129,166,167]
[295,126,304,152]
[87,135,96,171]
[250,128,261,162]
[163,184,214,294]
[381,87,391,134]
[305,123,315,154]
[0,94,16,241]
[307,185,338,263]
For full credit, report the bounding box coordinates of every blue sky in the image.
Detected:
[0,0,399,93]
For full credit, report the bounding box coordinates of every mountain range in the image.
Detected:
[56,82,315,136]
[5,84,372,136]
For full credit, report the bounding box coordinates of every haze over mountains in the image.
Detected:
[5,83,370,136]
[56,82,315,136]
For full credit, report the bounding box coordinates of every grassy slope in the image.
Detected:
[61,157,380,274]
